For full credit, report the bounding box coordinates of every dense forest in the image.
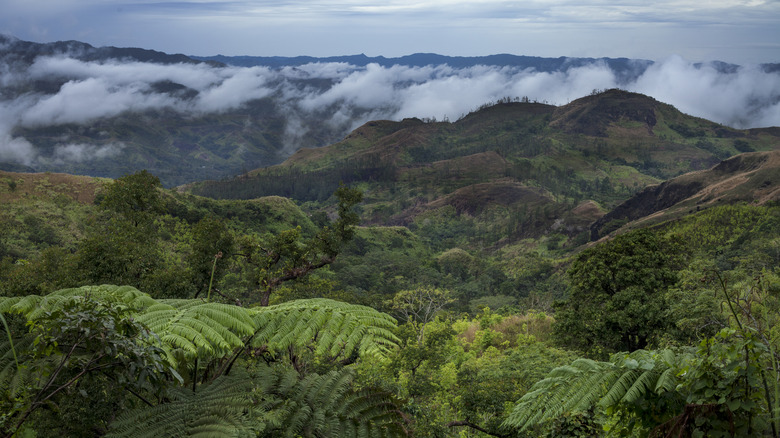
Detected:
[0,165,778,437]
[1,92,780,436]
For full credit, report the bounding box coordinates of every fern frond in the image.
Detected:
[0,287,257,366]
[503,349,689,432]
[0,285,154,319]
[251,299,399,360]
[107,371,256,438]
[135,301,255,363]
[0,334,39,399]
[257,365,407,437]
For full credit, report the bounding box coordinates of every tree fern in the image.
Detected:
[502,349,692,432]
[252,299,399,360]
[0,288,399,366]
[106,365,407,438]
[135,300,255,364]
[107,370,258,438]
[0,286,403,435]
[0,333,40,401]
[0,285,155,317]
[258,365,407,437]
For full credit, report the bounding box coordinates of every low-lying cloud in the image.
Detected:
[1,53,779,168]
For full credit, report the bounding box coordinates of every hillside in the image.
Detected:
[3,129,780,437]
[187,89,780,248]
[590,150,780,239]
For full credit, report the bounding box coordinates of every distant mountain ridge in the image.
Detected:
[589,150,780,239]
[2,35,779,188]
[191,53,780,79]
[0,34,218,67]
[193,53,655,82]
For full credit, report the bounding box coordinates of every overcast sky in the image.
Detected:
[1,0,779,64]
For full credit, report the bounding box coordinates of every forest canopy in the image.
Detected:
[1,169,779,437]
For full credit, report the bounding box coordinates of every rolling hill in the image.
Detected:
[186,89,780,246]
[3,36,779,188]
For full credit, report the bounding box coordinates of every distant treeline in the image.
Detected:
[191,156,396,201]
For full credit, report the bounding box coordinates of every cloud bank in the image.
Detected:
[1,54,779,167]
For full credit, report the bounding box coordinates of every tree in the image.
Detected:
[505,273,780,437]
[0,290,177,436]
[187,216,234,298]
[553,229,685,356]
[97,170,163,229]
[74,170,167,291]
[387,286,454,345]
[238,184,363,306]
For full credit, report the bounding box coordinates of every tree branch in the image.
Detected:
[447,420,508,438]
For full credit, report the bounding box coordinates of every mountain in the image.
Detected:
[193,53,655,82]
[185,89,780,245]
[0,34,217,68]
[589,150,780,239]
[2,36,779,187]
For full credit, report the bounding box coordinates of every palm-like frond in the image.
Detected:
[135,300,255,362]
[0,286,258,366]
[1,286,404,436]
[107,366,407,438]
[251,299,399,360]
[502,349,690,432]
[106,371,257,438]
[0,333,42,400]
[0,285,155,317]
[259,365,407,437]
[1,288,400,366]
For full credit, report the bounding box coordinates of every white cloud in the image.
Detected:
[195,66,273,113]
[50,141,124,163]
[628,56,780,128]
[0,133,36,166]
[19,77,176,126]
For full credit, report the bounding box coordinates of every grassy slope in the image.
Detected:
[186,90,780,251]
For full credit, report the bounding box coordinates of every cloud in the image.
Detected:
[49,141,124,164]
[195,66,273,113]
[628,55,780,128]
[0,132,36,166]
[1,53,779,169]
[19,77,176,126]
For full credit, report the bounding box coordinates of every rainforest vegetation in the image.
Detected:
[0,166,778,437]
[1,91,780,436]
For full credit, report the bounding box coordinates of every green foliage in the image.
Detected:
[0,285,405,435]
[109,357,408,438]
[188,216,234,297]
[0,290,178,436]
[554,229,686,355]
[675,329,770,436]
[98,170,163,228]
[505,272,780,437]
[237,184,363,306]
[386,286,454,344]
[502,349,690,435]
[252,298,399,360]
[257,365,407,437]
[107,370,258,438]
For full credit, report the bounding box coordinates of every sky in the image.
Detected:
[1,0,779,64]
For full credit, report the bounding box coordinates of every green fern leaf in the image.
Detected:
[107,371,257,438]
[503,349,690,432]
[251,299,398,361]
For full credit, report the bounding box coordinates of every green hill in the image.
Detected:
[186,90,780,248]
